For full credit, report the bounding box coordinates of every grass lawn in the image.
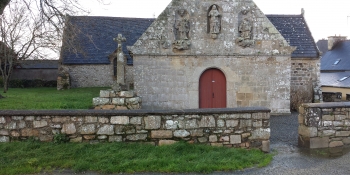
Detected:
[0,87,104,110]
[0,141,272,174]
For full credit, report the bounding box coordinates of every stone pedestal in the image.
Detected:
[93,90,141,110]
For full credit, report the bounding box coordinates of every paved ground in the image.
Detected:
[37,113,350,175]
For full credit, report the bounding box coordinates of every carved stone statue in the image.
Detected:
[236,18,254,47]
[208,5,221,39]
[173,9,191,50]
[111,34,128,91]
[239,18,252,39]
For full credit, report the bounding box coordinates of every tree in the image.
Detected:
[0,0,95,93]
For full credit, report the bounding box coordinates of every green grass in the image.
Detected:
[0,87,104,110]
[0,141,272,174]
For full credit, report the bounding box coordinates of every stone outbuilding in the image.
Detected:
[59,0,321,114]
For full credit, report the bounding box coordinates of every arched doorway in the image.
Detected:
[199,68,226,108]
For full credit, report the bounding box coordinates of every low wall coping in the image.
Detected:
[0,107,270,116]
[302,102,350,109]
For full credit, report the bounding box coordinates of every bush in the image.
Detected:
[290,82,313,111]
[7,79,56,88]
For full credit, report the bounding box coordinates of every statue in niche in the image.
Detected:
[110,34,128,91]
[173,9,191,50]
[236,17,254,47]
[208,5,221,39]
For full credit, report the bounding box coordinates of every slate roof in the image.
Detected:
[61,16,155,65]
[266,15,319,58]
[321,72,350,88]
[321,41,350,71]
[15,60,59,69]
[316,39,328,55]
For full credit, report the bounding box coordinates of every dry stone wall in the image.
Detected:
[298,102,350,149]
[0,108,271,152]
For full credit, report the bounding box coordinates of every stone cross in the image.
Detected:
[112,34,127,91]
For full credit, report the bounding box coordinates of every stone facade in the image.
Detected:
[298,102,350,149]
[0,107,271,152]
[60,64,134,88]
[130,0,295,114]
[291,59,322,103]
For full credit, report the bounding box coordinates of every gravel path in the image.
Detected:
[36,113,350,175]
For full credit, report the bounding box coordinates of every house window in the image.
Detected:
[334,59,341,65]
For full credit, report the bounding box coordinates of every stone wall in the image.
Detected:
[134,55,291,114]
[0,107,271,152]
[291,59,322,103]
[298,102,350,148]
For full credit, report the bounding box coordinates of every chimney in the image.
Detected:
[328,35,347,50]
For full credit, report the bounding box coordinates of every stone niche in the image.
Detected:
[93,90,142,110]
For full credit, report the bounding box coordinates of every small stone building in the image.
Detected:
[60,0,321,114]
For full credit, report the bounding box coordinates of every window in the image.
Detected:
[338,76,349,82]
[334,59,341,65]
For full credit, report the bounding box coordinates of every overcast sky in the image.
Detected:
[82,0,350,41]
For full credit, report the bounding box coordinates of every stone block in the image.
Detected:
[111,116,129,125]
[199,116,215,127]
[93,97,110,106]
[101,105,115,110]
[342,138,350,145]
[33,121,48,128]
[209,135,217,142]
[112,98,125,105]
[262,140,270,153]
[130,117,142,125]
[11,131,20,137]
[321,130,335,136]
[240,120,252,128]
[185,119,198,129]
[298,114,304,124]
[323,115,335,121]
[230,135,242,144]
[119,91,134,98]
[12,116,23,120]
[249,128,270,140]
[335,115,347,121]
[329,141,344,148]
[242,133,251,138]
[52,117,70,123]
[114,125,125,134]
[198,137,208,143]
[226,120,239,127]
[116,106,128,110]
[323,121,332,127]
[61,123,76,135]
[83,135,96,140]
[5,122,16,130]
[165,120,178,129]
[0,136,9,142]
[126,134,147,141]
[174,130,190,138]
[336,131,350,137]
[0,130,9,136]
[109,136,123,142]
[211,143,223,147]
[190,129,203,136]
[85,116,98,123]
[100,90,112,98]
[298,126,317,137]
[217,120,225,127]
[159,140,178,146]
[25,116,35,121]
[0,117,6,124]
[333,121,343,127]
[81,124,96,134]
[21,128,39,137]
[99,117,109,123]
[98,135,107,140]
[70,137,82,143]
[18,121,26,129]
[151,130,173,138]
[220,136,230,142]
[126,97,141,105]
[97,125,114,135]
[253,121,262,127]
[144,116,161,129]
[310,137,329,149]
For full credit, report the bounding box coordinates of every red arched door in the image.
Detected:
[199,69,226,108]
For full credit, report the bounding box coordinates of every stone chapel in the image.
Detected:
[59,0,321,115]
